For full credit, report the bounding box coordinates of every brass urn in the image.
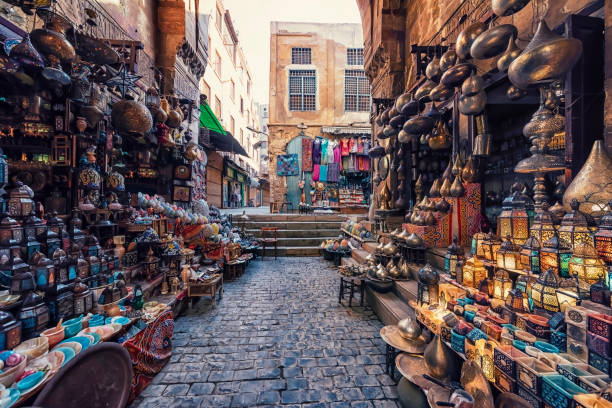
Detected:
[424,334,458,380]
[111,100,154,137]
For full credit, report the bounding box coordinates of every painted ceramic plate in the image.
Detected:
[59,336,91,351]
[52,347,75,367]
[110,316,130,325]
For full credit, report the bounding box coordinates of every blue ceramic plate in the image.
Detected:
[59,336,91,351]
[5,387,20,407]
[16,370,44,391]
[111,317,130,325]
[88,332,101,344]
[53,347,75,366]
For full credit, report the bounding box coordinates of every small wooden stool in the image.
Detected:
[187,274,223,308]
[260,227,278,260]
[338,276,365,307]
[270,202,280,213]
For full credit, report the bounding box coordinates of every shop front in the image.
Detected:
[223,159,248,208]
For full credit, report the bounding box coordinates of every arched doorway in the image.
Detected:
[286,135,313,209]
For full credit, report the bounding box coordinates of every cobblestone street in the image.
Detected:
[130,257,398,408]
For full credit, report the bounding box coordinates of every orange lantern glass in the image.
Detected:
[497,184,531,246]
[530,203,555,245]
[463,256,487,288]
[558,199,594,250]
[497,236,522,271]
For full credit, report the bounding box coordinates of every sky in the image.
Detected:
[222,0,362,105]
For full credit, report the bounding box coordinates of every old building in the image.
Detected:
[268,22,372,211]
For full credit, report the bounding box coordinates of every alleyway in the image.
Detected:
[130,257,399,408]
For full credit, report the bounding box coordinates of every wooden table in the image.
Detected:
[338,275,365,307]
[187,274,223,308]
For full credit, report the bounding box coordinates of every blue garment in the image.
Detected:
[321,139,329,164]
[319,165,328,182]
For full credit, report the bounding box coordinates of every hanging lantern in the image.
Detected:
[106,169,125,192]
[7,182,34,219]
[481,233,501,261]
[594,200,612,263]
[445,236,464,277]
[540,232,571,278]
[531,269,560,312]
[558,199,594,250]
[520,236,541,273]
[462,256,487,288]
[44,229,61,259]
[515,273,537,296]
[568,243,606,285]
[497,236,522,270]
[417,263,439,306]
[76,254,89,279]
[493,269,513,300]
[505,288,526,312]
[530,203,556,245]
[497,183,531,245]
[472,232,487,256]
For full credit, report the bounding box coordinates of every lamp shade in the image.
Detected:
[481,233,501,261]
[463,256,487,288]
[531,268,560,312]
[417,263,439,305]
[540,232,571,278]
[505,288,525,312]
[493,269,513,300]
[558,199,594,249]
[473,232,487,256]
[530,203,555,245]
[497,235,521,270]
[520,236,540,273]
[568,243,606,285]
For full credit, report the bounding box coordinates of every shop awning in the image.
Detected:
[200,102,248,156]
[200,102,225,135]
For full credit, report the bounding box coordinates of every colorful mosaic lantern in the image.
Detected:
[30,251,54,291]
[520,236,540,273]
[530,203,556,245]
[481,233,501,261]
[463,256,487,288]
[417,263,439,306]
[493,269,513,300]
[515,273,537,296]
[540,232,571,278]
[497,236,522,270]
[594,200,612,263]
[531,269,561,312]
[568,243,606,286]
[497,184,531,245]
[445,236,464,278]
[7,182,34,219]
[558,199,594,250]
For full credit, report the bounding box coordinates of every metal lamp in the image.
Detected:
[462,256,487,288]
[558,199,594,250]
[481,233,501,261]
[520,236,540,273]
[505,288,526,312]
[568,243,606,285]
[540,232,571,278]
[594,200,612,263]
[497,236,522,270]
[445,236,464,278]
[497,183,531,245]
[493,269,513,300]
[417,263,439,306]
[529,203,556,245]
[531,268,560,312]
[473,232,487,256]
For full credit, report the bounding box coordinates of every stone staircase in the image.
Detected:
[240,214,346,256]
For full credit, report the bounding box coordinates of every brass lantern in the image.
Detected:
[540,232,571,278]
[497,236,521,270]
[417,263,439,306]
[558,199,594,250]
[497,184,530,245]
[7,182,34,219]
[473,231,487,256]
[462,256,487,288]
[515,273,536,296]
[445,236,464,277]
[76,254,89,279]
[530,203,555,245]
[505,288,526,312]
[520,236,540,273]
[568,243,606,285]
[481,233,501,261]
[531,268,560,312]
[493,269,513,300]
[52,248,69,284]
[594,200,612,263]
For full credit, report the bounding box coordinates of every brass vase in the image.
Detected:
[429,121,452,150]
[456,22,486,59]
[563,140,612,218]
[450,176,465,197]
[111,100,154,137]
[440,178,452,197]
[461,156,477,182]
[429,178,442,197]
[439,48,457,72]
[497,37,522,72]
[470,24,518,60]
[452,155,464,176]
[424,334,457,380]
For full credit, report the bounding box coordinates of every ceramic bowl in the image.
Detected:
[59,336,91,351]
[40,326,65,348]
[0,387,20,408]
[29,350,64,376]
[96,325,116,342]
[110,316,130,325]
[87,332,101,345]
[52,347,75,367]
[62,317,83,338]
[88,315,105,327]
[13,337,48,362]
[0,354,26,387]
[0,294,19,308]
[16,370,44,391]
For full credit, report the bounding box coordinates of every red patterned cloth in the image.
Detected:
[302,138,313,172]
[123,310,175,403]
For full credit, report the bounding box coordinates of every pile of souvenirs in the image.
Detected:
[320,237,351,263]
[341,219,373,241]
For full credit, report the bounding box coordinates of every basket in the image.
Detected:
[542,375,587,408]
[516,356,556,394]
[494,345,527,378]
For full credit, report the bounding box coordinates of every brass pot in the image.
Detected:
[440,48,457,72]
[429,178,442,197]
[388,265,401,279]
[429,84,454,102]
[424,334,457,380]
[459,90,487,115]
[383,124,397,138]
[397,130,412,144]
[400,261,411,279]
[461,156,477,182]
[376,265,389,280]
[401,97,424,116]
[456,22,486,59]
[74,31,119,65]
[426,56,441,80]
[450,176,465,197]
[440,177,452,197]
[441,61,474,88]
[414,80,437,102]
[403,115,434,135]
[166,109,182,128]
[452,155,464,176]
[563,140,612,217]
[365,253,376,266]
[429,121,452,150]
[395,92,411,112]
[406,233,424,248]
[507,84,527,100]
[424,211,436,226]
[383,241,398,256]
[376,240,385,253]
[462,73,484,97]
[508,20,583,90]
[30,10,75,62]
[410,210,420,224]
[389,114,406,128]
[398,229,411,241]
[492,0,531,16]
[497,38,522,72]
[470,24,518,60]
[398,317,422,340]
[111,100,154,137]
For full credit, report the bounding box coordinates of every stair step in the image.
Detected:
[246,228,341,238]
[365,288,414,326]
[276,237,338,247]
[363,242,378,254]
[237,214,347,222]
[351,247,370,264]
[243,221,343,230]
[394,280,418,305]
[259,246,322,257]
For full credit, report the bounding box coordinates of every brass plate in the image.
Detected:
[380,326,426,354]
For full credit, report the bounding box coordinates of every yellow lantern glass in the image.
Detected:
[520,236,540,273]
[594,200,612,263]
[445,236,465,277]
[568,243,606,285]
[493,269,513,300]
[530,269,560,312]
[540,232,572,278]
[481,233,501,261]
[474,232,488,257]
[462,256,487,288]
[497,185,531,246]
[505,288,526,312]
[530,203,556,245]
[497,236,522,270]
[558,199,594,250]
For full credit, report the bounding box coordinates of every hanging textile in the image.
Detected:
[321,139,329,164]
[313,164,320,181]
[276,154,299,176]
[312,139,322,165]
[340,138,350,156]
[319,164,328,182]
[327,142,335,164]
[302,138,313,171]
[327,163,340,182]
[333,145,341,164]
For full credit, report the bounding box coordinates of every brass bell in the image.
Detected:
[415,80,437,102]
[492,0,531,16]
[462,73,485,97]
[441,61,475,88]
[430,84,454,102]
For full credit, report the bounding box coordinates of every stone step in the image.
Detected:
[237,214,347,222]
[341,257,359,267]
[363,242,378,254]
[394,280,418,305]
[365,287,414,326]
[276,237,338,247]
[259,246,322,257]
[243,221,343,230]
[246,228,341,238]
[351,247,370,264]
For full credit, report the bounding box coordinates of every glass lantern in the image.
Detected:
[520,236,540,273]
[30,252,55,291]
[568,243,606,285]
[473,232,487,257]
[0,254,28,289]
[515,273,536,295]
[481,233,501,261]
[0,214,24,247]
[558,199,594,250]
[77,254,89,279]
[531,269,560,312]
[445,236,464,278]
[493,269,513,300]
[530,203,556,245]
[68,208,86,247]
[497,184,530,246]
[87,255,100,275]
[497,236,521,270]
[540,232,571,278]
[594,200,612,263]
[46,212,69,251]
[462,256,487,288]
[417,263,439,306]
[505,288,526,312]
[590,278,611,306]
[7,182,34,219]
[52,248,69,284]
[22,212,44,262]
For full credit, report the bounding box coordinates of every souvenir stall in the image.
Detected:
[353,0,612,406]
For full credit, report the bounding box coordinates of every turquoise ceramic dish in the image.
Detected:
[534,341,559,354]
[59,336,91,350]
[513,340,527,351]
[62,317,83,338]
[6,387,20,407]
[16,370,44,391]
[88,315,105,327]
[112,317,130,325]
[54,347,75,366]
[88,332,101,344]
[0,351,13,361]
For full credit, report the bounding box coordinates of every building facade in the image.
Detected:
[268,22,371,209]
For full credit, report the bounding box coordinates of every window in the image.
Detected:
[345,69,370,112]
[214,96,222,118]
[230,80,235,101]
[291,47,311,65]
[215,7,222,32]
[214,50,221,77]
[202,81,210,100]
[347,48,364,65]
[289,70,316,111]
[240,97,244,113]
[240,129,244,145]
[230,116,235,135]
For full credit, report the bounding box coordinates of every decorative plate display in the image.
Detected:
[174,165,191,180]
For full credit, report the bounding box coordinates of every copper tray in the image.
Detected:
[380,325,427,354]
